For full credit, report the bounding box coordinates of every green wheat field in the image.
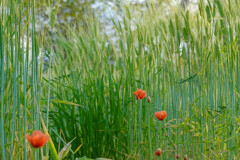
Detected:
[1,0,240,159]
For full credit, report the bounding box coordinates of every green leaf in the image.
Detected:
[40,116,60,160]
[215,0,224,18]
[174,72,198,84]
[206,5,211,23]
[58,140,73,160]
[169,19,175,37]
[215,41,221,59]
[199,0,205,18]
[76,157,93,160]
[51,99,82,107]
[183,27,189,41]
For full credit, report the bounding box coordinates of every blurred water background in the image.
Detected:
[26,0,200,68]
[34,0,199,35]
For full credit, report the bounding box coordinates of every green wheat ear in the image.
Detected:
[50,8,56,29]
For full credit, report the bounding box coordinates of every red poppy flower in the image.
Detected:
[26,130,49,148]
[155,148,161,156]
[134,89,147,100]
[155,111,168,121]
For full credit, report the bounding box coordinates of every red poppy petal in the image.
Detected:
[140,91,147,99]
[27,131,49,148]
[26,134,31,142]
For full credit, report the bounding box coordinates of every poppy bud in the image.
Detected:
[184,155,188,160]
[175,153,180,159]
[147,96,151,103]
[155,148,161,156]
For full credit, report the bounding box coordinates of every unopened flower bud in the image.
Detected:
[147,96,151,103]
[155,148,161,156]
[184,155,188,160]
[175,153,180,159]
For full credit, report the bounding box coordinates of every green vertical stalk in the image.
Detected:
[147,74,152,159]
[30,0,37,159]
[230,44,235,160]
[24,1,30,158]
[10,13,18,160]
[23,31,27,160]
[200,16,204,160]
[138,47,143,149]
[46,14,54,159]
[176,85,179,155]
[31,0,35,131]
[35,24,39,133]
[224,61,229,159]
[0,4,6,159]
[187,41,191,156]
[18,3,22,147]
[23,2,29,159]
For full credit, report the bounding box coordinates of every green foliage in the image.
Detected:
[1,0,240,160]
[50,8,56,29]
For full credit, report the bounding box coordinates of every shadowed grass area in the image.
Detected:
[1,0,240,159]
